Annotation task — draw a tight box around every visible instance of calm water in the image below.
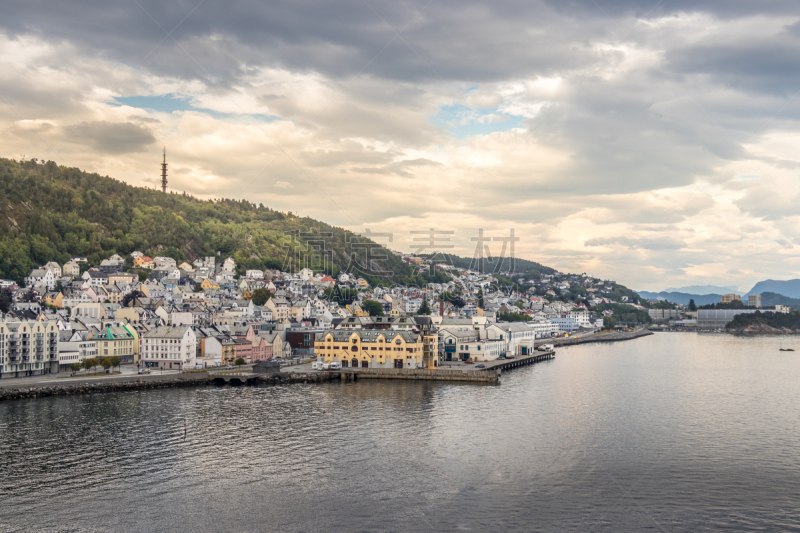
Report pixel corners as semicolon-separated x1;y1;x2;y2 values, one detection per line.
2;333;800;532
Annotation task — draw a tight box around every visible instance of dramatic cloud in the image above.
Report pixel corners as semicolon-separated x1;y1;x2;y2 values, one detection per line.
2;0;800;290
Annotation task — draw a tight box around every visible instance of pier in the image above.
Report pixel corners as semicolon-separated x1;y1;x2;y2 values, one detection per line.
483;350;555;371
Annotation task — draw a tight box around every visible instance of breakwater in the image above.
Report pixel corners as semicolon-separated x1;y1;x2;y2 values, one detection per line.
546;328;653;347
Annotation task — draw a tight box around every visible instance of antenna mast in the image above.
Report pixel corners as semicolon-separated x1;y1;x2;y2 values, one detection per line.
161;147;168;193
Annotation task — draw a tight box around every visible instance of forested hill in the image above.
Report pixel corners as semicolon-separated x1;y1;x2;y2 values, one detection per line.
425;253;557;277
0;157;420;285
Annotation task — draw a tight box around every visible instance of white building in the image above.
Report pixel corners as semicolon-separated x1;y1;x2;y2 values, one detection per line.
43;261;62;278
487;323;535;356
458;339;505;362
25;268;56;290
142;326;197;370
550;317;580;333
528;320;560;338
154;256;177;269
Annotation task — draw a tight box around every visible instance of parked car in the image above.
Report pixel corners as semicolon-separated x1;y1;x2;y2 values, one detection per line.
464;360;474;364
225;365;235;370
138;367;151;374
476;364;486;368
329;361;342;370
311;361;323;370
322;362;330;370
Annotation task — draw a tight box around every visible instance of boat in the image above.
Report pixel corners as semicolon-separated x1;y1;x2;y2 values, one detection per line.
780;348;795;352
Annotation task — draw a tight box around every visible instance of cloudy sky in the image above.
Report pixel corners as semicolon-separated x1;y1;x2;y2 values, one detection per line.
3;0;800;290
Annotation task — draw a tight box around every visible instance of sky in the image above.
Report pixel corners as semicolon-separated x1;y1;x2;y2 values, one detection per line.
2;0;800;291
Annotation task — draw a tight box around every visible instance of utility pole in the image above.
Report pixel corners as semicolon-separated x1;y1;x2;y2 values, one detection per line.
161;147;168;193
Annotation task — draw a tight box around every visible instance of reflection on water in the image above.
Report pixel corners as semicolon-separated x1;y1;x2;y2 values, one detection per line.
1;333;800;532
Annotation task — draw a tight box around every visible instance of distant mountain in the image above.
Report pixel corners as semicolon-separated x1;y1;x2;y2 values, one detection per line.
745;279;800;299
637;291;721;306
758;292;800;309
664;285;742;295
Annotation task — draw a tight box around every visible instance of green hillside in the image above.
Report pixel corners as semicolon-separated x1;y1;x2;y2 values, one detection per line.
0;158;419;286
425;253;557;276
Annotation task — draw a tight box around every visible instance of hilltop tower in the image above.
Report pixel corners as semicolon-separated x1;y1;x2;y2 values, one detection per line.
160;147;168;193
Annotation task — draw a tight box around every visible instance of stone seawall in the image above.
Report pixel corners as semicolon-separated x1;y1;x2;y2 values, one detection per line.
356;367;500;383
0;372;341;402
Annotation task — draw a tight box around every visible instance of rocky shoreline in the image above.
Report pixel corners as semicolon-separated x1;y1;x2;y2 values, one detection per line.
0;372;338;402
726;324;800;336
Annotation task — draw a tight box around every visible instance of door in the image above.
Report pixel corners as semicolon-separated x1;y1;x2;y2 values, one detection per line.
361;360;369;368
394;359;403;369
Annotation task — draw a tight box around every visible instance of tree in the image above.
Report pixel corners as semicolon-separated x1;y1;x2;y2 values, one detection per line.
418;299;432;316
603;316;617;330
91;358;100;373
138;270;149;282
55;280;63;293
688;299;697;311
234;357;246;366
122;290;145;307
82;358;94;375
0;290;10;314
361;299;383;316
101;358;112;372
109;356;121;372
251;288;273;306
69;362;81;375
477;288;484;309
19;289;39;303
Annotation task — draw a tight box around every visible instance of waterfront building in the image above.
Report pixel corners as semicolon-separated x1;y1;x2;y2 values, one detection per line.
57;330;96;371
455;339;505;362
697;309;757;328
748;294;762;308
440;329;479;361
89;324;138;364
0;319;59;379
487;323;536;355
142;326;197;370
314;330;424;369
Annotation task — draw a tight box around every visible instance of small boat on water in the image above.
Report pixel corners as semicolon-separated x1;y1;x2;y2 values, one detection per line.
780;348;795;351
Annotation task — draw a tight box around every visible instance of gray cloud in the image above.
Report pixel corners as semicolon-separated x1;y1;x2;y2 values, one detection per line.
64;121;156;153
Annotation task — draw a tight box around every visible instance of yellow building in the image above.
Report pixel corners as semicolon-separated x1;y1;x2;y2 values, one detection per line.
43;292;63;309
200;278;220;290
346;304;369;317
89;324;139;364
134;256;154;269
314;330;424;369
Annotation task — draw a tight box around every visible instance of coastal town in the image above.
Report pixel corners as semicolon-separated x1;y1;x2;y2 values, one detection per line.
0;250;610;379
0;251;791;380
